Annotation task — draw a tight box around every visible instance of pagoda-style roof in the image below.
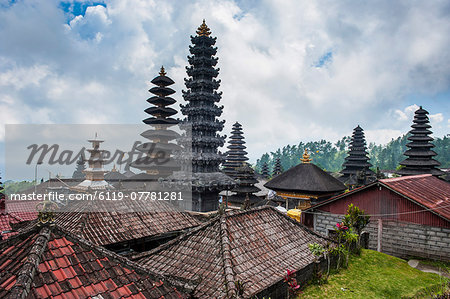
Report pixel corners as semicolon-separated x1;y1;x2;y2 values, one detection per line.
0;223;190;298
132;66;180;177
231;163;261;196
260;162;270;179
223;122;250;179
141;129;180;140
179;20;228;177
397;106;444;176
170;21;234;212
265;163;346;194
147;96;177;106
226;193;263;207
272;157;283;177
132;206;332;298
151;75;175;86
340;125;374;180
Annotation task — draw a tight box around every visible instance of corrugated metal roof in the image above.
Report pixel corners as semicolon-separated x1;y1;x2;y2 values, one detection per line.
306;174;450;222
380;174;450;221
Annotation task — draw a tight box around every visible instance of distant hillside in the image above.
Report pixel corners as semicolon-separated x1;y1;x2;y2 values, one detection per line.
255;135;450;174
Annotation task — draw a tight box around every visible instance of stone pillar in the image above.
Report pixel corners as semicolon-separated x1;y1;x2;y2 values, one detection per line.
377;219;383;252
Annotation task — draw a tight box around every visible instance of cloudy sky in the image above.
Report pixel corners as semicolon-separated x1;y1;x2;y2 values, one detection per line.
1;0;449;176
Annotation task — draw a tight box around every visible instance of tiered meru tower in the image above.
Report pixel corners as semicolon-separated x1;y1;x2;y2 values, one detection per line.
231;163;261;208
397;106;444;176
178;20;234;212
223;122;248;178
130;67;180;178
340;125;374;184
272;157;283;177
261;163;270;179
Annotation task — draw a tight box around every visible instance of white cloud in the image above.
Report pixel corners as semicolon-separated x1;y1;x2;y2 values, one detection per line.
0;63;50;90
429;113;444;123
393;104;419;121
0;0;449;164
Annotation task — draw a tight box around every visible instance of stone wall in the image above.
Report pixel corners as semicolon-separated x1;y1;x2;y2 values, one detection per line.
255;257;334;298
314;212;450;262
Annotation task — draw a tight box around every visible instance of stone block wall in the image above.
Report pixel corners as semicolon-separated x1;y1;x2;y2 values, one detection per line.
255;257;334;298
314;212;450;262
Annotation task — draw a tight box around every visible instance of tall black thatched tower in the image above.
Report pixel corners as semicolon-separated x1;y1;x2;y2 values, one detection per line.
261;162;270;179
340;125;374;185
397;106;444;176
272;157;283;177
130;67;180;178
176;20;234;211
223;122;248;178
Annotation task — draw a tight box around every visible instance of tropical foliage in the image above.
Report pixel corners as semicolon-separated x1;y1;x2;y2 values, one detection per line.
254;135;450;174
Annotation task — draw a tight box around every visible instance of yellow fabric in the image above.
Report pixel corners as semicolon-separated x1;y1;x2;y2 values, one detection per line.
287;209;301;222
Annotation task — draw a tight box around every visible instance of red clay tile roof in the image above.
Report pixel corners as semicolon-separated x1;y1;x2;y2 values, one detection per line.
133;206;332;298
0;213;23;240
6;200;38;222
380;174;450;221
0;200;38;240
54;200;201;246
0;223;191;298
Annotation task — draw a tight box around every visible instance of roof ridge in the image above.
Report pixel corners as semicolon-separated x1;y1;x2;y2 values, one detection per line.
303;182;377;211
224;205;271;219
8;225;51;299
219;214;236;298
381;174;432;182
52;224;198;294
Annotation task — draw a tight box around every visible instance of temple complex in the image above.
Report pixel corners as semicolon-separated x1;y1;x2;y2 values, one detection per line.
167;21;234;212
340;125;375;186
130;67;180;179
265;150;346;209
397;106;445;176
222;122;248;178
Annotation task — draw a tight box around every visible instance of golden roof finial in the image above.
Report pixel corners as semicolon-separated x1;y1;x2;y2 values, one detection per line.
196;19;211;37
36;200;58;225
300;149;312;163
159;66;166;76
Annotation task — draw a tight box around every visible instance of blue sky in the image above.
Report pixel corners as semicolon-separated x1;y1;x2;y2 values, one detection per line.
0;0;449;179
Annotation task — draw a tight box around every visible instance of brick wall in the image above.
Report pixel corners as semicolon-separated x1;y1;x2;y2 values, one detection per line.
314;212;450;262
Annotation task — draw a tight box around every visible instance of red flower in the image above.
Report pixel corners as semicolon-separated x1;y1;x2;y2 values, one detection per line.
336;222;348;231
